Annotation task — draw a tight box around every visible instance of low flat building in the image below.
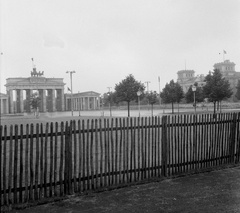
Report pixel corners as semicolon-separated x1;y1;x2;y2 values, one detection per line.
65;91;100;111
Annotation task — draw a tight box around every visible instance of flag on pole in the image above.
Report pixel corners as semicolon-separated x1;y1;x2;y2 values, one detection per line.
223;50;227;54
158;76;160;82
67;87;71;92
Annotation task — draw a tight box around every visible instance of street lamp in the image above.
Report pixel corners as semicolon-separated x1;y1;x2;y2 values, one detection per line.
66;70;76;116
137;90;142;117
192;85;196;115
107;92;112;117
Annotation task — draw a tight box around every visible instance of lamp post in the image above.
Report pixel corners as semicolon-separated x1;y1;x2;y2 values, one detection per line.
107;87;112;117
192;85;196;115
101;95;104;117
137;90;142;117
107;92;112;117
145;81;150;110
66;70;76;116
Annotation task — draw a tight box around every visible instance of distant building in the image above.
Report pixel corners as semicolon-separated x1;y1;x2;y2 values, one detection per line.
2;64;101;114
177;60;240;101
65;91;101;111
213;60;240;96
177;70;205;93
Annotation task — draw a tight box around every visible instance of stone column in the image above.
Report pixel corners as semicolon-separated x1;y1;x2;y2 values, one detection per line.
47;89;51;112
19;89;24;113
61;89;65;111
88;97;90;110
73;98;75;111
6;98;9;114
97;97;99;109
52;89;56;112
8;89;14;114
93;97;96;110
75;98;77;110
83;97;85;110
40;89;47;112
26;89;33;112
16;89;20;113
0;99;2;114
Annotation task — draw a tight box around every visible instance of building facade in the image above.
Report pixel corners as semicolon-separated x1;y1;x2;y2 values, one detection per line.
177;60;239;100
0;93;9;114
5;69;65;113
177;70;205;93
213;60;240;96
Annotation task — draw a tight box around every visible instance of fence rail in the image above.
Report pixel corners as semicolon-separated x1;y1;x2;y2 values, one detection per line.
1;112;240;206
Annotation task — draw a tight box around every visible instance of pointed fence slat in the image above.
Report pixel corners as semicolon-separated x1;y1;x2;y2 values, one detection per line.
77;120;82;192
34;124;39;200
39;124;44;199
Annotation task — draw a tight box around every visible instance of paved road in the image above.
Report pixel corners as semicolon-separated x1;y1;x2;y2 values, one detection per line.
8;166;240;213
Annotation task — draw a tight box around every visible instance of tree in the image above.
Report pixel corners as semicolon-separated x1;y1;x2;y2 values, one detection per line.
145;91;158;116
185;83;204;103
115;74;145;117
203;69;232;115
28;92;41;117
235;80;240;100
160;80;184;114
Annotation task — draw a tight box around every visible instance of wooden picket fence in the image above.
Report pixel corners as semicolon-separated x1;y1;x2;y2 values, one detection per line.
1;112;240;206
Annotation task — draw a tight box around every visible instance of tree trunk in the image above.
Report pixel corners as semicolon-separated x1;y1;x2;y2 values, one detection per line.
127;101;130;117
213;101;216;118
171;102;174;114
151;104;153;117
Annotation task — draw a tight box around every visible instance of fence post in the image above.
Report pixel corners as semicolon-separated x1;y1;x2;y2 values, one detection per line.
230;113;237;164
161;116;168;177
64;122;73;195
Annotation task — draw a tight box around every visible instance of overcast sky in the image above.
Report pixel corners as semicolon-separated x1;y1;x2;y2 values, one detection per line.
1;0;240;95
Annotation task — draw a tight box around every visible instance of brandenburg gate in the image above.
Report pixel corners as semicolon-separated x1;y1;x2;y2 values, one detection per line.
5;68;65;113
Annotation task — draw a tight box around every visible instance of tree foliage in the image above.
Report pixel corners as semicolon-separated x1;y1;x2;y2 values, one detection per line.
203;69;232;114
235;80;240;100
185;83;204;103
102;92;116;106
203;69;232;102
145;91;158;105
160;80;184;114
145;91;158;116
29;92;41;110
115;74;145;117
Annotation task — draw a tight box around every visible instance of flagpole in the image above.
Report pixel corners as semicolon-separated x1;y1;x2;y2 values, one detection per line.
158;76;161;112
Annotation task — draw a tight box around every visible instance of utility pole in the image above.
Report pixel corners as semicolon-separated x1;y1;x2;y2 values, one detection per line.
66;71;76;116
107;87;112;116
107;87;112;93
145;81;150;110
158;76;161;112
